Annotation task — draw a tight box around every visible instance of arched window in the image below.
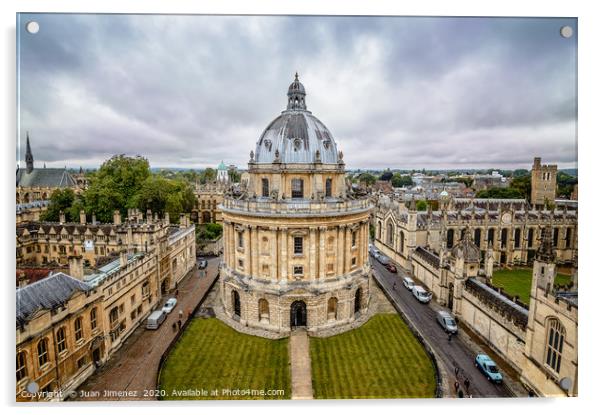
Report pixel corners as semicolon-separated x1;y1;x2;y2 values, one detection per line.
399;231;405;253
501;228;508;248
514;228;521;248
232;291;241;317
262;178;270;197
57;327;67;353
377;222;382;241
354;289;362;314
545;319;565;373
37;338;49;367
446;229;454;249
325;178;333;197
487;228;495;246
259;299;270;323
327;297;338;321
90;308;98;331
16;351;27;382
474;228;482;248
291;179;304;198
527;228;534;248
387;222;394;246
74;317;83;341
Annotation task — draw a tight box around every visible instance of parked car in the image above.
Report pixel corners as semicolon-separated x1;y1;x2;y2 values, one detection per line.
436;310;458;334
384;263;397;273
412;286;432;303
198;259;208;269
377;254;390;265
402;277;415;290
162;298;178;314
146;310;167;330
475;353;503;383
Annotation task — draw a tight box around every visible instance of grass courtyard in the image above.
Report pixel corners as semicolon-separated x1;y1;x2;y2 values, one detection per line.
492;268;572;304
310;314;437;399
159;318;291;400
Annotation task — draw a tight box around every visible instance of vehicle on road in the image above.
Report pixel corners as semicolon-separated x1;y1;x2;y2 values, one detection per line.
412;285;432;303
402;277;415;290
146;310;167;330
436;310;458;334
198;259;208;269
162;298;178;314
377;254;390;265
385;263;397;273
475;354;503;383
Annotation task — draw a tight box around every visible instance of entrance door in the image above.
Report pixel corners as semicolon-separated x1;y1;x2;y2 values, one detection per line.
290;301;307;328
92;347;101;367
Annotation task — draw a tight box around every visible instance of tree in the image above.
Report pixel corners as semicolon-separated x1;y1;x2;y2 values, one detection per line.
40;188;76;222
83;155;151;223
135;176;196;222
391;173;413;188
476;187;524;199
200;168;216;184
380;169;393;181
509;175;531;200
557;171;578;199
416;200;428;211
357;172;376;186
198;223;223;241
228;170;241;183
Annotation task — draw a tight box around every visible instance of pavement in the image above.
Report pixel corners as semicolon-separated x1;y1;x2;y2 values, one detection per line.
289;329;314;400
74;257;220;401
371;258;527;398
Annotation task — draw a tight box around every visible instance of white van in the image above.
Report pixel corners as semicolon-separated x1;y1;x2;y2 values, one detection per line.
412;286;433;303
146;310;166;330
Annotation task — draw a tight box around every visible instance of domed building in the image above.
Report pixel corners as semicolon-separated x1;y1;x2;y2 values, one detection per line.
218;74;373;336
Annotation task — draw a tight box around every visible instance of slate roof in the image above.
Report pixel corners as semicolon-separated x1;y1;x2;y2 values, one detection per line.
16;272;92;327
16;167;77;188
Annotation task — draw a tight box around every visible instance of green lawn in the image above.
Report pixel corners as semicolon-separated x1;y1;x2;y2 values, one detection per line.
492;268;573;304
310;314;437;399
159;318;290;400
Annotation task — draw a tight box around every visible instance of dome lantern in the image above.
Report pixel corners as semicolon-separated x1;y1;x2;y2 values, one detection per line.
287;72;307;111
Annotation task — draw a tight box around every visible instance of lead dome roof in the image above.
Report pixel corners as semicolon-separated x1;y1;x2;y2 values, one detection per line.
254;74;340;165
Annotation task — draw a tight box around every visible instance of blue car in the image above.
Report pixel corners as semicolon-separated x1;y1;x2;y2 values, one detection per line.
475;354;503;383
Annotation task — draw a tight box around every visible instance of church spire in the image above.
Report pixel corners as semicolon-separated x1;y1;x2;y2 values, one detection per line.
287;72;307;111
25;132;34;174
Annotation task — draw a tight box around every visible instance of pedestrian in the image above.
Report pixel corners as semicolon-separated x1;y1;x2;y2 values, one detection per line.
393;282;397;290
187;308;192;318
175;289;179;297
179;309;184;319
172;322;177;332
464;378;470;393
177;320;182;330
454;366;460;377
448;333;452;342
453;381;459;392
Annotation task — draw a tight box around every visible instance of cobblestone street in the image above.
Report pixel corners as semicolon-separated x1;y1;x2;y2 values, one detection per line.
74;257;220;401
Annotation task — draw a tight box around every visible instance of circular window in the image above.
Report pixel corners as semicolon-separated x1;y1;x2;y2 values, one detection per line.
293;138;302;151
264;139;272;151
323;140;331;150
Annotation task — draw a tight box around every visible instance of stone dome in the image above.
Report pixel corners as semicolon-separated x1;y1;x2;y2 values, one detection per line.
254;74;340;165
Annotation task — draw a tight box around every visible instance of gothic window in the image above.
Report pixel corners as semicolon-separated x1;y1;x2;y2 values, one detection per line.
57;327;67;353
325;178;332;197
37;338;49;367
528;228;534;248
294;236;303;255
399;231;405;253
354;289;362;314
109;307;119;325
258;299;270;323
291;179;304;198
387;222;394;246
90;308;98;330
446;229;454;249
545;319;565;373
514;228;521;249
461;228;466;240
553;228;559;247
327;297;338;321
262;178;269;197
232;291;241;317
474;228;481;248
501;228;508;248
16;351;27;382
565;228;572;248
487;228;495;246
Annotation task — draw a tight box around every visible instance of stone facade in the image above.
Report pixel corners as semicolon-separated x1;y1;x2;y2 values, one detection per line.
218;75;373;336
531;157;557;209
194;182;224;224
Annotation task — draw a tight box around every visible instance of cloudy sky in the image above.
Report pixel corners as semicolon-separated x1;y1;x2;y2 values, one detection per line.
17;14;577;170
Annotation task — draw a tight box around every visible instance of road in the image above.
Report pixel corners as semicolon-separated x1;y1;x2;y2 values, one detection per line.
75;257;220;401
371;258;513;398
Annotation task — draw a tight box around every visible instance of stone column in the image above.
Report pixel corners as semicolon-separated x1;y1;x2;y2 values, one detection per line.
280;227;288;282
244;225;251;275
309;227;317;280
270;227;279;281
251;225;259;278
318;226;326;279
337;225;345;275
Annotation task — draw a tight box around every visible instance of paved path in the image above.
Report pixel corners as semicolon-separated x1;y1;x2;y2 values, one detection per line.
75;257;220;401
371;258;525;398
289;329;313;400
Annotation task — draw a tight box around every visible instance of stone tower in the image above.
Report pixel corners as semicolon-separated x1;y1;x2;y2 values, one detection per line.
531;157;557;209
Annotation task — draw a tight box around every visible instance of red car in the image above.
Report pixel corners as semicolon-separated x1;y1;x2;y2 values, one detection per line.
385;263;397;273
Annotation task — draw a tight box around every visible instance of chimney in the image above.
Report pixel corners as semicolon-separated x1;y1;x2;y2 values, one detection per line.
59;210;66;224
119;249;128;268
92;213;97;225
79;210;86;225
113;210;121;225
68;255;84;280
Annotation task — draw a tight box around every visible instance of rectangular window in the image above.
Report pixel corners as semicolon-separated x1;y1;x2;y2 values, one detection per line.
293;266;303;276
90;308;97;330
57;329;66;353
351;257;357;267
291;179;304;198
352;231;357;247
262;178;270;197
130;294;136;305
238;259;244;269
74;318;83;341
294;237;303;255
325;178;332;197
327;263;334;273
238;231;244;249
77;356;87;369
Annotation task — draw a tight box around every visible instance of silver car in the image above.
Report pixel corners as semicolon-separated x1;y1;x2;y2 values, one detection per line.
436;310;458;334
